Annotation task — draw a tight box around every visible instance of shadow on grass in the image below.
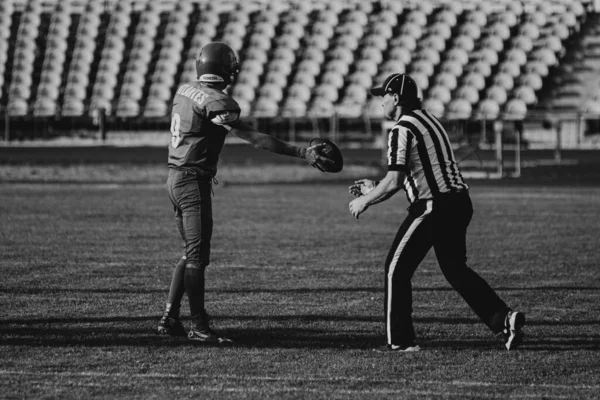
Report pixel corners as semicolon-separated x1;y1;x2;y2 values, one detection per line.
1;315;600;350
2;285;598;295
3;314;600;326
1;325;599;351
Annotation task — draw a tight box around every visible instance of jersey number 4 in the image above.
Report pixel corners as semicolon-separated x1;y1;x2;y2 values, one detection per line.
170;113;183;148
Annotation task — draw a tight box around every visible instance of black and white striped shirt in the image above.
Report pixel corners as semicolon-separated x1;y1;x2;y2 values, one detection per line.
387;109;468;203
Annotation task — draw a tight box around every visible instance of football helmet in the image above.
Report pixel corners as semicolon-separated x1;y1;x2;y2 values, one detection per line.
196;42;240;85
370;73;419;106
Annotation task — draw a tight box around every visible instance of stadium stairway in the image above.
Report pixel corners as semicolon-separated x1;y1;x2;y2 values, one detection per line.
544;12;600;114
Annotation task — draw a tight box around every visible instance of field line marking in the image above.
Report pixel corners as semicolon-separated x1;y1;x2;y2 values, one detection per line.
0;370;598;392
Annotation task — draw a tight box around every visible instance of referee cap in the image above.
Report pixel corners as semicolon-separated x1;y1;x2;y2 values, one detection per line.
370;73;419;103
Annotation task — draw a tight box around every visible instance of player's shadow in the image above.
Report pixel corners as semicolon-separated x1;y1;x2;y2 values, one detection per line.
2;315;600;351
2;285;598;296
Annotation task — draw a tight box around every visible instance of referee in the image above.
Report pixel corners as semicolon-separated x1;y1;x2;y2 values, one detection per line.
349;73;525;352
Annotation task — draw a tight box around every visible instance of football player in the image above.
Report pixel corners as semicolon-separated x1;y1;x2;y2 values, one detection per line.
157;42;333;343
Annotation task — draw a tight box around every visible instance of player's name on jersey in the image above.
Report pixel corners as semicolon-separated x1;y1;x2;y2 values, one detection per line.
177;84;209;105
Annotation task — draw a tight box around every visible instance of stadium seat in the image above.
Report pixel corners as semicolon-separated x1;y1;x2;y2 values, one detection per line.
148;84;172;101
428;85;452;104
281;98;307;117
524;61;549;78
267;59;293;76
116;98;140;117
519;73;543;91
292;72;316;88
360;47;383;65
477;98;501;119
62;100;86;117
410;72;429;92
264;71;288;88
33;98;57;117
440;60;463;77
366;97;384;118
459;23;482;40
519;22;540;41
313;84;340;103
287;84;312;103
511;34;534;52
446;98;472;119
355;59;379;77
401;23;424;40
465;10;487;27
456;84;480;105
466;61;492;78
388;46;413;65
493;72;515;91
411;60;435;77
435;10;458;28
252;97;279;117
422;98;445;118
344;83;368;104
505;48;528;66
259;83;284;102
513;85;538;105
446;48;469;66
462;72;486;91
321;72;345;89
416;48;441;66
406;10;428;27
486;85;508;105
248;33;271;52
454;35;475;52
420;35;447;54
504;98;528;120
488;22;511;41
480;36;504;54
435;72;458;91
309;97;335;117
7;98;29;117
532;48;558;67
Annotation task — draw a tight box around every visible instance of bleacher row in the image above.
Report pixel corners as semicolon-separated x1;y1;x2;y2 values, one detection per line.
0;0;593;121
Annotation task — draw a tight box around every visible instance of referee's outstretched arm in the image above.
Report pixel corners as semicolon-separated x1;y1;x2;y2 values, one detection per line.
349;170;404;219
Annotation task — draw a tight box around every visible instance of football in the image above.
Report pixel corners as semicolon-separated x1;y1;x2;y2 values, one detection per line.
309;138;344;173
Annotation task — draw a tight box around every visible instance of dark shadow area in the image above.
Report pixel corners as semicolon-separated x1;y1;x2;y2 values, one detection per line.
3;314;599;327
1;313;599;351
2;285;598;295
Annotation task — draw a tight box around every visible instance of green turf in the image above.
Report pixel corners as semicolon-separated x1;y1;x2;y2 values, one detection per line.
1;183;599;399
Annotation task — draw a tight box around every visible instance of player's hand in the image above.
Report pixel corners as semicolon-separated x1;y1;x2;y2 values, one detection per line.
303;143;335;171
349;179;377;197
349;197;369;219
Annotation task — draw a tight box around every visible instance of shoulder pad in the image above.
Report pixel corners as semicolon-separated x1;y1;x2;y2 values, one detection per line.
203;89;241;119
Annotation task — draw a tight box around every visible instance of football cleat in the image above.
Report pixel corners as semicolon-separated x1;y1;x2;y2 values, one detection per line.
188;327;233;344
503;311;525;350
374;343;420;353
157;315;187;337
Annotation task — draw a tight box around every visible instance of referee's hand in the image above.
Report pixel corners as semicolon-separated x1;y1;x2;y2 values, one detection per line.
349;197;369;219
348;179;376;197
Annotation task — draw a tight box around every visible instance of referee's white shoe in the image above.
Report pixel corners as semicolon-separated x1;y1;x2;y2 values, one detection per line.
374;343;420;353
503;311;525;350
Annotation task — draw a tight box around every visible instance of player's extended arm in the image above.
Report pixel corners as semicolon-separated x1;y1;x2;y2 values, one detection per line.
226;120;332;168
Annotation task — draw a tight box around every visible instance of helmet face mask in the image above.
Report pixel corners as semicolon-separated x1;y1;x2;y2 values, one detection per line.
196;42;240;85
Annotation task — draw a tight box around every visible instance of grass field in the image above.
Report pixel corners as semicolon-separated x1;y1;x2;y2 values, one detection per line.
1;181;599;399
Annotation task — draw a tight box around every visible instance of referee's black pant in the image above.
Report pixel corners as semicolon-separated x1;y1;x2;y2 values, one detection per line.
384;191;510;346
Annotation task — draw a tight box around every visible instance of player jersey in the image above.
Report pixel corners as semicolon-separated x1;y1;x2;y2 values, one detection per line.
168;81;241;177
387;109;468;203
